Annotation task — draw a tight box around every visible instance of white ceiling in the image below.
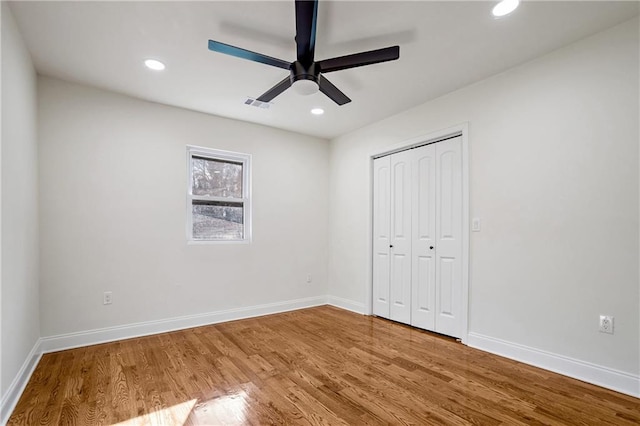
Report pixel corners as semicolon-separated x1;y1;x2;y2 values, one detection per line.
9;1;639;139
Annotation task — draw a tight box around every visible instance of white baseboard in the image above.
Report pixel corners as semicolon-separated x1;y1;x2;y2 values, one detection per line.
39;295;328;354
467;332;640;398
1;340;42;425
327;295;366;314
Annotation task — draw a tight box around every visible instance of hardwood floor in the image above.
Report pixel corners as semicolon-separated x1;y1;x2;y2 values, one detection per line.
8;306;640;425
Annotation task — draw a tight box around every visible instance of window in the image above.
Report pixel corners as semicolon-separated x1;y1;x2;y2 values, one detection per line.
187;146;251;242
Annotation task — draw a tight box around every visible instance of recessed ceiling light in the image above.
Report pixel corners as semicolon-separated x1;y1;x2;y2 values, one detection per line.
144;59;165;71
492;0;520;17
311;108;324;115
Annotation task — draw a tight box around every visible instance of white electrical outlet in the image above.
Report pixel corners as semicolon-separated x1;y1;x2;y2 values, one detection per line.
103;291;113;305
599;315;614;334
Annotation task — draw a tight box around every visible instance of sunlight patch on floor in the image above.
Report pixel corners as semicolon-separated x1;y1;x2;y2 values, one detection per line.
110;391;250;426
190;391;249;425
112;399;197;426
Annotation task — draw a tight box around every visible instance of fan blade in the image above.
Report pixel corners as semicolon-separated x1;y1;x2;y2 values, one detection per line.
208;40;291;70
318;75;351;105
318;46;399;73
256;76;292;102
295;0;318;66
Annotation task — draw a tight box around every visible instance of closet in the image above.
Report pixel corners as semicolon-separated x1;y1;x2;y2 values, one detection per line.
372;136;463;338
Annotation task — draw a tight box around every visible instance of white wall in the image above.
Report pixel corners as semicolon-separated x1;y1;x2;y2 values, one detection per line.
1;0;40;404
38;77;329;337
329;17;639;379
4;5;638;410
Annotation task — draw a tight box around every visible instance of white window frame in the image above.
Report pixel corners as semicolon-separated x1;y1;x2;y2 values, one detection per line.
186;145;252;244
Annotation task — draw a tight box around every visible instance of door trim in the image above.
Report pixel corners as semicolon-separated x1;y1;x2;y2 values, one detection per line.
367;123;470;344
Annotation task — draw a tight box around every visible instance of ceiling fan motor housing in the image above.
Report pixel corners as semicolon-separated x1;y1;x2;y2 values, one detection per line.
290;61;320;84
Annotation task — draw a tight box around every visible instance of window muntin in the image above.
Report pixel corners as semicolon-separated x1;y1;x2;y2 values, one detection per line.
187;147;251;242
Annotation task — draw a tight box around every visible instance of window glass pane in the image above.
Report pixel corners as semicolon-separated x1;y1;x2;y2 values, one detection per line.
192;201;244;240
192;156;243;198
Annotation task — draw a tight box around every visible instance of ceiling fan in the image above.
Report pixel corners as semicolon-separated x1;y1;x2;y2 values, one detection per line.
207;0;400;106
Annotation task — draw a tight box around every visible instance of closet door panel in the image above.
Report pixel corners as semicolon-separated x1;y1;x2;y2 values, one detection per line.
411;144;436;329
434;137;463;338
389;150;412;324
372;156;391;318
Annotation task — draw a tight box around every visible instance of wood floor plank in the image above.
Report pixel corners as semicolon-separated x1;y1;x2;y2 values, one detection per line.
8;306;640;425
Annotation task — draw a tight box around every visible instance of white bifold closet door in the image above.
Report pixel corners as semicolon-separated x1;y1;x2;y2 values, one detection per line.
372;150;412;323
411;137;463;337
372;136;463;338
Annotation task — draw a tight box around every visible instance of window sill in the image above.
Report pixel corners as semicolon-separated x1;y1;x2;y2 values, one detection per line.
187;239;251;245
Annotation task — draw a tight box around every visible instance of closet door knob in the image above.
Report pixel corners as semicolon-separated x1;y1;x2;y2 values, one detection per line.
430;246;434;250
389;244;394;248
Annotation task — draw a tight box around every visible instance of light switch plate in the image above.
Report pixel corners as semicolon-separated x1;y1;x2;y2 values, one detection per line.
472;218;481;232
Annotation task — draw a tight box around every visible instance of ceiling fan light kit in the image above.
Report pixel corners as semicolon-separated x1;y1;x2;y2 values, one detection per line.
292;79;319;96
207;0;400;106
